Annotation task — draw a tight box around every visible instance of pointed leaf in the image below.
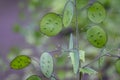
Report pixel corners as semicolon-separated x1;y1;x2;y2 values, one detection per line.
79;50;85;62
40;52;53;78
69;33;73;50
80;67;97;75
70;50;79;74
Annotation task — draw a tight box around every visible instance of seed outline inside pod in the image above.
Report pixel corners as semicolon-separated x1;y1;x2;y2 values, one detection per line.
87;26;107;48
10;55;31;70
88;2;106;23
40;13;62;36
40;52;53;78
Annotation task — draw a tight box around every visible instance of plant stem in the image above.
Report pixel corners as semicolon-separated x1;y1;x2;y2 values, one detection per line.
105;54;120;58
74;0;81;80
82;50;109;68
80;48;120;69
82;49;105;68
74;0;79;49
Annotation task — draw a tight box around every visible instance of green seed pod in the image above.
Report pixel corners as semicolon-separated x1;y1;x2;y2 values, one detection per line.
115;59;120;74
88;2;106;23
26;75;41;80
10;55;31;70
87;26;107;48
63;0;74;27
40;13;62;36
40;52;53;78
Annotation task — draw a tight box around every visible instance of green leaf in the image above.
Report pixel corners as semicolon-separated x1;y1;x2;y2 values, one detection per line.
69;33;73;50
26;75;41;80
40;52;53;78
69;50;79;74
40;13;62;36
115;59;120;74
88;2;106;23
63;0;74;27
10;55;31;70
87;26;107;48
79;50;85;62
80;67;97;75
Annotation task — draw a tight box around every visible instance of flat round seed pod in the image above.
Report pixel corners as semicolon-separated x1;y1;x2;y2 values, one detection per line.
40;52;53;78
88;2;106;23
63;0;74;27
26;75;41;80
40;13;62;36
10;55;31;70
115;59;120;74
87;26;107;48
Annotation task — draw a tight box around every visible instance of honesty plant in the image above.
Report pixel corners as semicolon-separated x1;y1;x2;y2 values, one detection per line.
10;0;120;80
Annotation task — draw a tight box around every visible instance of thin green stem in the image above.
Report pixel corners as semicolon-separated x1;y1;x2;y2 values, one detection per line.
74;0;79;49
105;54;120;58
82;50;105;68
74;0;81;80
98;57;103;80
82;49;113;68
80;48;120;73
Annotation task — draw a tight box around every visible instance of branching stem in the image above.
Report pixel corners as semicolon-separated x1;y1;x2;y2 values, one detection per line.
82;49;120;68
74;0;81;80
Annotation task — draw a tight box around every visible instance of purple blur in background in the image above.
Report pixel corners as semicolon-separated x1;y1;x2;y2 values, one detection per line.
0;0;26;79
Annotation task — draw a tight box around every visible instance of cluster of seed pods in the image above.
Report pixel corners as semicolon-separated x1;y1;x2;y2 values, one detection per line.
9;1;109;80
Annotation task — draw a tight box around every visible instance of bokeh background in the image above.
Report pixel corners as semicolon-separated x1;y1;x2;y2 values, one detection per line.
0;0;120;80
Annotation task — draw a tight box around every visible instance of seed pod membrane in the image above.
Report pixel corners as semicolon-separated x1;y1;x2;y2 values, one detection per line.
63;0;74;27
40;52;53;78
40;13;62;36
88;2;106;23
10;55;31;70
87;26;107;48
